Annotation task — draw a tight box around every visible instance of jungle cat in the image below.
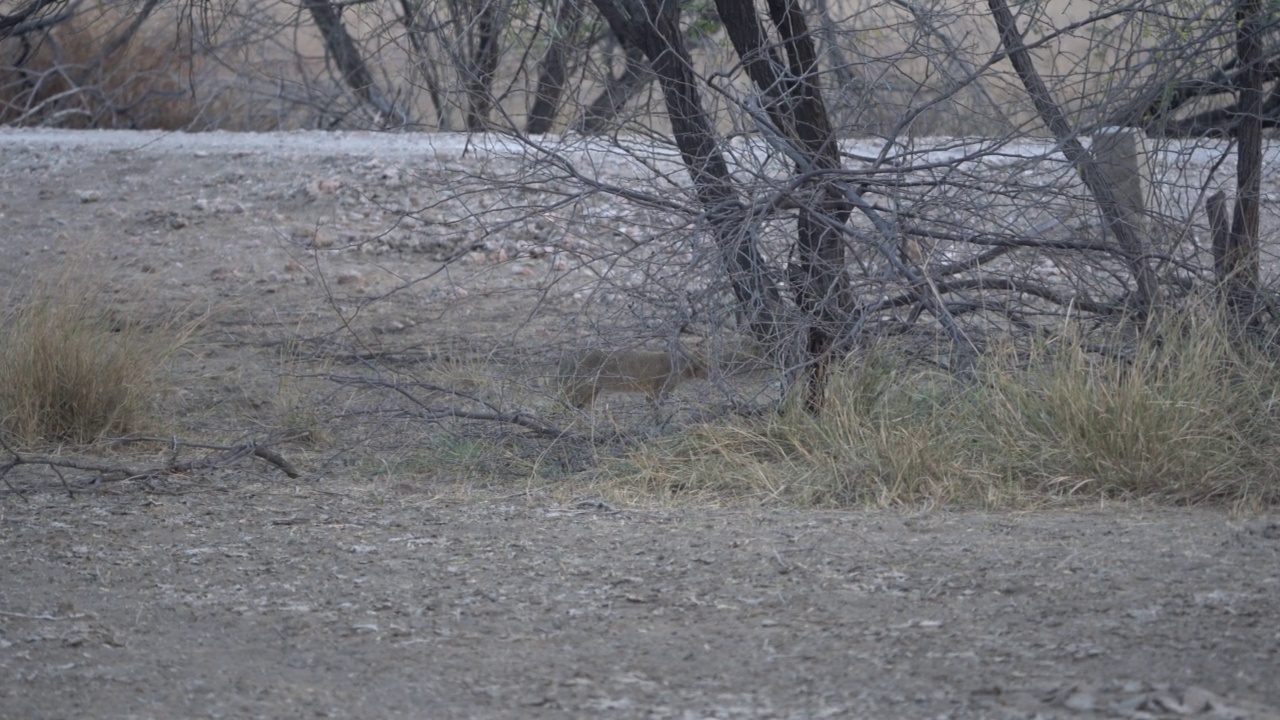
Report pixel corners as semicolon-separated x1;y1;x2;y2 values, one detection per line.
558;349;708;408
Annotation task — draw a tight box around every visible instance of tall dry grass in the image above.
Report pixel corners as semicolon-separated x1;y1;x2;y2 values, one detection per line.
0;272;193;446
600;305;1280;509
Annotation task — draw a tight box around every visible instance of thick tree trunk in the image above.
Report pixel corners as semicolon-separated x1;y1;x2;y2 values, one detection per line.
1230;0;1262;292
588;0;785;347
527;0;584;134
715;0;852;412
303;0;404;126
464;0;504;131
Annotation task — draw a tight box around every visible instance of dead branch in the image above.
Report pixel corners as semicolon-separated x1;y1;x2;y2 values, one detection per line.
988;0;1161;314
327;375;568;438
0;433;304;498
877;275;1125;316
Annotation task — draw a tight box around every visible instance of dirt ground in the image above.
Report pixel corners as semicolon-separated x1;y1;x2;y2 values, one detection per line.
0;129;1278;719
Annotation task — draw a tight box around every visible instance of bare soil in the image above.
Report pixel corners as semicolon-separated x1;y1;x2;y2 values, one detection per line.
0;129;1278;719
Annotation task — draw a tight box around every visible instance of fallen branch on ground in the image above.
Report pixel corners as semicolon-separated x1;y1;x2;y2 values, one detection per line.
0;432;304;498
326;374;568;438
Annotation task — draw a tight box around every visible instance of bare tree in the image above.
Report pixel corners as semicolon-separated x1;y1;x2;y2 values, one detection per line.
462;0;506;131
4;0;1278;416
398;0;451;128
572;38;651;133
588;0;786;342
527;0;585;134
303;0;406;126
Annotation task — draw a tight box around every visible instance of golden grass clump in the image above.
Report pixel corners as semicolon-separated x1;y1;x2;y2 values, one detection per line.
600;306;1280;510
974;310;1280;505
0;282;177;446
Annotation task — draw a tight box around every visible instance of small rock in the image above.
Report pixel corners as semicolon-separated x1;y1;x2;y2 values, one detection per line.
291;226;334;249
284;261;304;273
1151;693;1189;714
1063;690;1096;712
168;215;189;230
310;177;343;195
77;190;101;203
335;269;364;286
372;320;407;334
1181;686;1216;713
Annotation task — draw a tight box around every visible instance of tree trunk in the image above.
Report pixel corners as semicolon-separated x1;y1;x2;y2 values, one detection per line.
574;41;652;134
398;0;450;129
527;0;584;134
716;0;852;413
588;0;785;347
988;0;1160;315
1230;0;1262;292
464;0;504;131
303;0;405;126
812;0;859;97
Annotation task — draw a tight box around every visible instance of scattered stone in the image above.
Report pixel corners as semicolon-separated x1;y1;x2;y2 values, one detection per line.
208;169;245;185
77;190;102;203
335;269;364;286
290;226;334;248
310;177;343;195
372;319;415;334
1063;689;1096;711
1182;686;1216;713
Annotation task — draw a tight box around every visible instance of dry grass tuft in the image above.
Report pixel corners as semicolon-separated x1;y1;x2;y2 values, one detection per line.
597;306;1280;509
0;273;193;446
974;308;1280;506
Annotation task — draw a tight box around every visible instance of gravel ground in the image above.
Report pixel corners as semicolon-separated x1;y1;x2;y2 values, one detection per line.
0;128;1277;719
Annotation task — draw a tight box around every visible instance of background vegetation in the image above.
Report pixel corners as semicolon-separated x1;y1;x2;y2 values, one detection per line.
2;0;1278;508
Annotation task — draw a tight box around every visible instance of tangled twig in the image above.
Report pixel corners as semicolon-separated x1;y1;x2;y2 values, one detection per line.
0;433;304;498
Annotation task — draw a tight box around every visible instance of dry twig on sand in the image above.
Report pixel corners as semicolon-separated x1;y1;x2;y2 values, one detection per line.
0;433;304;498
